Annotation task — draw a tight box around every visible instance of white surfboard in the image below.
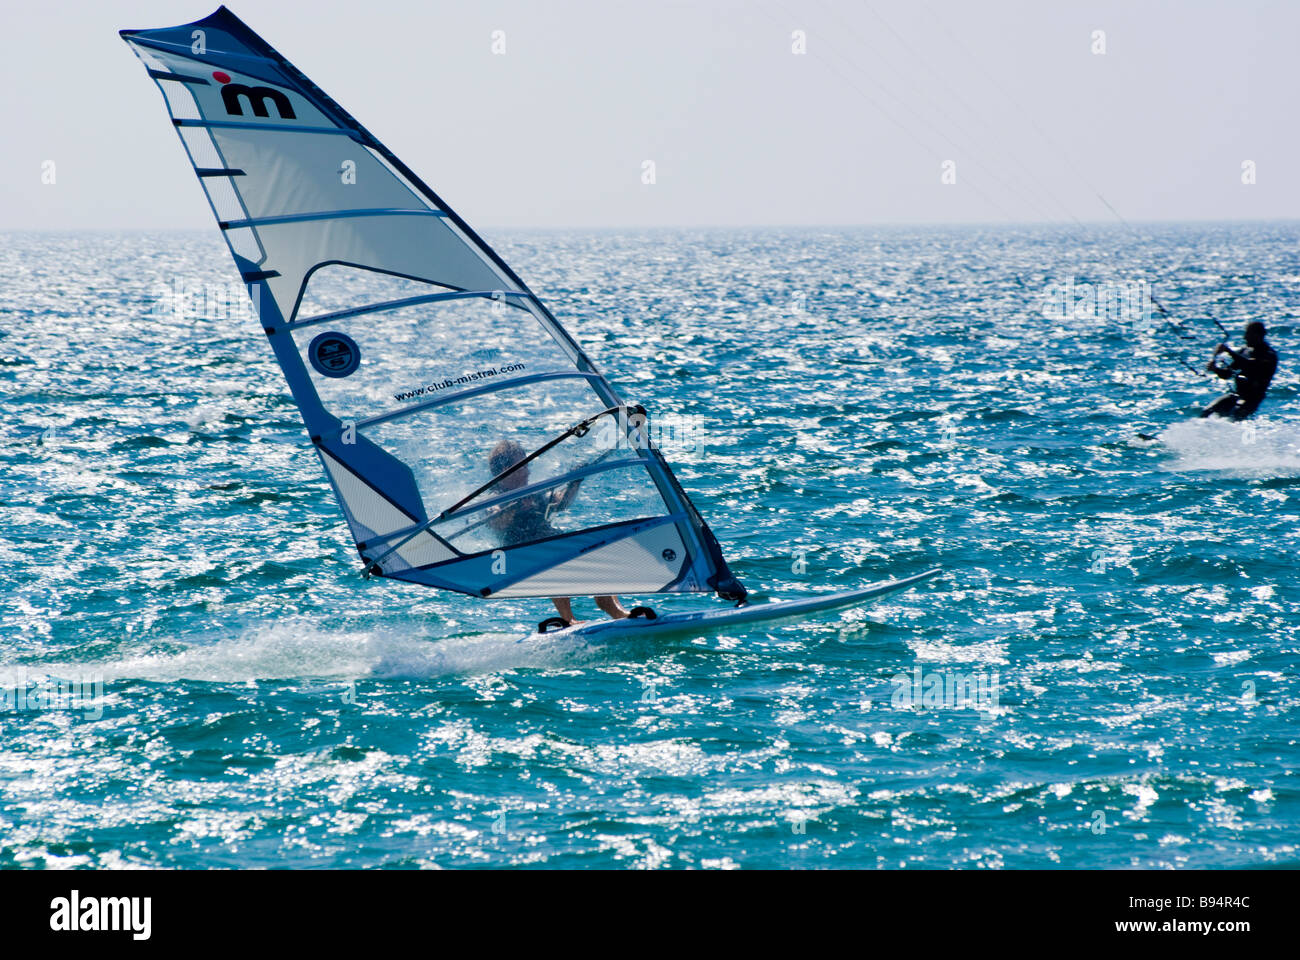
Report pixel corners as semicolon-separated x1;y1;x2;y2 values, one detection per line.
518;568;942;643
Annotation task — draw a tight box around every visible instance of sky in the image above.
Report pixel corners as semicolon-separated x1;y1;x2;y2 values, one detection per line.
1;0;1295;229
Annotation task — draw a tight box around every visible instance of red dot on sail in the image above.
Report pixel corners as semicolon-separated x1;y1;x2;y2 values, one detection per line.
212;71;231;84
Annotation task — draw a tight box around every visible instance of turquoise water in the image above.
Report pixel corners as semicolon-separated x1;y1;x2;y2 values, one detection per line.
1;224;1297;869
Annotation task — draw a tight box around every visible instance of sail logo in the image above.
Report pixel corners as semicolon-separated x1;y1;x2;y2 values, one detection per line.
392;363;526;401
212;70;296;120
309;332;361;378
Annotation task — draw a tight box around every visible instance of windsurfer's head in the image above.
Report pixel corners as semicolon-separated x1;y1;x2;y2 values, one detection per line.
1245;320;1267;347
488;439;529;490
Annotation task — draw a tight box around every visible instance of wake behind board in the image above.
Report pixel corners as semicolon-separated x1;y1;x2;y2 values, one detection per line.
519;568;943;643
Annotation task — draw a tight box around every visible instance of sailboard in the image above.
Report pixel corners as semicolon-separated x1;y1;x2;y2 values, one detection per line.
518;569;943;643
119;7;937;619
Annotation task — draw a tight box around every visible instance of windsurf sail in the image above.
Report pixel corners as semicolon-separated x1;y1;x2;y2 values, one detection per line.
120;6;747;602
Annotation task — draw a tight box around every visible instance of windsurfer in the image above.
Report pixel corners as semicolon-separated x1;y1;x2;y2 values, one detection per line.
486;439;628;624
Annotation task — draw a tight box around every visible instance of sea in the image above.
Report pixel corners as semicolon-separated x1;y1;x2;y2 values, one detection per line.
1;222;1297;869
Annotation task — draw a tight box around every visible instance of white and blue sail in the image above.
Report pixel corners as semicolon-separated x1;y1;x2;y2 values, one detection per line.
121;6;747;602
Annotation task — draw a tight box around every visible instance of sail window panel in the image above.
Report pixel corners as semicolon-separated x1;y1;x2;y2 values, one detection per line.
209;128;429;222
290;292;580;423
430;463;668;559
294;265;462;321
294;266;415;320
454;412;649;515
361;378;630;514
241;215;511;323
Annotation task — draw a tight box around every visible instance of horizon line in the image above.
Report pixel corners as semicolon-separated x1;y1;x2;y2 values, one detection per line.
5;216;1300;234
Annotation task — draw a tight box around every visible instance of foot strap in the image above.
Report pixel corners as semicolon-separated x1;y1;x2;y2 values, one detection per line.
627;606;657;620
537;616;571;634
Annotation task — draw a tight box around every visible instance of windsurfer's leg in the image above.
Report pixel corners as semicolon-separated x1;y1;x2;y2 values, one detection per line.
594;595;629;619
551;597;576;624
1200;395;1239;419
1231;399;1261;421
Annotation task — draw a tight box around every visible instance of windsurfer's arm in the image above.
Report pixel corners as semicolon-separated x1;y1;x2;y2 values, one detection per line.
1206;342;1235;376
485;502;511;532
546;447;619;516
549;478;584;512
